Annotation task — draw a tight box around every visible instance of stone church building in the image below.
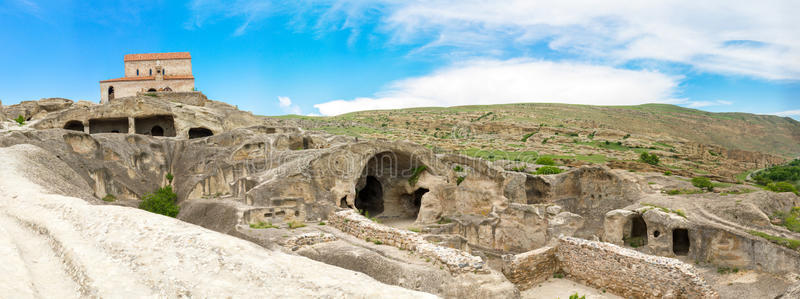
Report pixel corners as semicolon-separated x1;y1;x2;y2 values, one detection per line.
99;52;195;103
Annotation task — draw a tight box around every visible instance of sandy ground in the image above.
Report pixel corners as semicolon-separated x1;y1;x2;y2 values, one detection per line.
521;278;622;299
0;143;434;298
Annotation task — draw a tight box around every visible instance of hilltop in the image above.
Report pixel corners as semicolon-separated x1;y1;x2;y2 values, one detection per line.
276;103;800;180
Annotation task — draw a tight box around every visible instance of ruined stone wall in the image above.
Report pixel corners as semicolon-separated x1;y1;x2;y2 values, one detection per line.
328;210;487;274
100;79;194;103
500;246;558;290
556;237;718;298
124;59;192;77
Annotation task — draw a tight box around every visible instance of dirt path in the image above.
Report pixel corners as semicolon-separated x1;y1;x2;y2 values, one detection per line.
521;278;622;299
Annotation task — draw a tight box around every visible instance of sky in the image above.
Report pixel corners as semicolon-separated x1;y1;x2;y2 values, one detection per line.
0;0;798;119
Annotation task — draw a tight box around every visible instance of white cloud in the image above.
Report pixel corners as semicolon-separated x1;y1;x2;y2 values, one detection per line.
277;96;302;114
278;96;292;107
191;0;800;80
314;59;681;115
685;99;733;108
772;110;800;117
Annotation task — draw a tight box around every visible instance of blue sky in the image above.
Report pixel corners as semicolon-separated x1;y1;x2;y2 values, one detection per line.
0;0;798;118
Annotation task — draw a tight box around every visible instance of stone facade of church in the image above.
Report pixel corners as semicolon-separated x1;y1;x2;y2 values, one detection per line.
99;52;195;104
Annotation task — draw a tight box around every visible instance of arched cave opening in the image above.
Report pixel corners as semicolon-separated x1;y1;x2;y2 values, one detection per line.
625;214;648;247
151;125;164;136
147;88;157;92
189;127;214;139
64;121;84;132
355;176;383;217
354;151;428;226
134;115;176;137
673;228;690;255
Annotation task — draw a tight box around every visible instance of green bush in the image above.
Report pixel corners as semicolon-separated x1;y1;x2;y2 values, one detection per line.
639;152;660;165
139;186;180;217
775;207;800;233
14;115;25;126
453;165;464;172
569;292;586;299
408;165;427;186
664;170;672;176
102;194;116;202
166;172;174;184
535;166;562;175
691;177;714;191
767;182;799;194
456;176;466;185
521;132;536;142
535;157;555;166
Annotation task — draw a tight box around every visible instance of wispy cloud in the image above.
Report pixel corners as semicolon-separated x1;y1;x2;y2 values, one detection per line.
685;99;734;108
314;59;681;115
186;0;800;80
277;96;302;114
772;110;800;117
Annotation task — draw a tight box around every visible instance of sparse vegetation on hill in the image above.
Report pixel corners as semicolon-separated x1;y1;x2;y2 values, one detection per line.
535;166;562;175
14;115;25;126
753;159;800;194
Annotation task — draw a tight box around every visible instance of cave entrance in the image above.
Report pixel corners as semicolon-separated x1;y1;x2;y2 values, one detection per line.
134;115;176;137
625;214;648;248
355;176;383;217
150;125;164;136
89;118;128;134
673;229;690;255
525;176;551;204
189;127;213;139
64;120;84;132
354;151;428;227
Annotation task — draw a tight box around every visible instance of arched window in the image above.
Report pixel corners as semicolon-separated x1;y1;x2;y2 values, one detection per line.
136;69;139;76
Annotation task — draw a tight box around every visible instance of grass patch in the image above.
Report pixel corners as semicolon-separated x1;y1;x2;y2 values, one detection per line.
102;194;116;202
250;221;279;229
773;207;800;233
535;166;563;175
717;266;739;274
408;227;421;233
287;221;306;229
643;203;687;218
748;230;800;250
437;217;452;224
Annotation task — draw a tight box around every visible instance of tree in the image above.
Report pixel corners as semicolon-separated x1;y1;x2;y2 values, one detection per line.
639;152;660;165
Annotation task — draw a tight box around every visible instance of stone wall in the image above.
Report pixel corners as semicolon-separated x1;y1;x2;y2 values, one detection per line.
501;246;558;290
100;78;194;103
328;210;487;274
125;59;192;77
556;237;718;298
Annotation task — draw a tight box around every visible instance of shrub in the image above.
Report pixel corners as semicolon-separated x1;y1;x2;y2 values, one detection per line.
456;176;466;185
165;172;174;184
535;166;562;175
623;133;630;139
14;115;25;126
408;165;427;186
774;207;800;233
691;177;714;191
767;182;798;194
102;194;116;202
521;132;536;142
664;170;672;176
535;157;556;166
139;186;180;217
453;165;464;172
639;152;660;165
569;293;586;299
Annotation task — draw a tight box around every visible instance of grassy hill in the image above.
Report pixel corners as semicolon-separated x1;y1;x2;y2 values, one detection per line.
272;103;800;178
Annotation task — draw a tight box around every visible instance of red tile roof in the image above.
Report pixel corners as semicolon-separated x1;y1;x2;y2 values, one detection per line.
124;52;191;62
99;75;195;83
